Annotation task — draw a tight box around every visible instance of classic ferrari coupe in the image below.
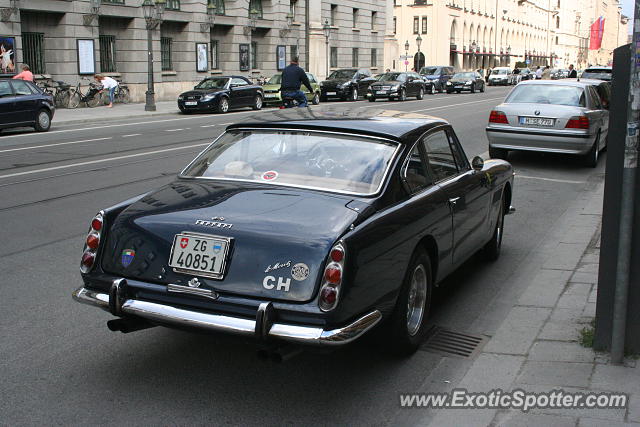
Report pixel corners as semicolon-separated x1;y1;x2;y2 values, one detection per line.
74;109;514;354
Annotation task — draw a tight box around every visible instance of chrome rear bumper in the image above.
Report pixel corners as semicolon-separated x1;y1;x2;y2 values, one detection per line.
73;286;382;346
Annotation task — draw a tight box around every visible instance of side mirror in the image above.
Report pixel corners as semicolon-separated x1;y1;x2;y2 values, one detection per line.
471;156;484;171
194;86;198;89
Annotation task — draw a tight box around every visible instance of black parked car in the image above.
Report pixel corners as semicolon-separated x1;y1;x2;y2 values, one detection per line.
366;72;431;101
178;76;263;114
74;109;515;355
446;72;485;93
319;68;376;102
419;66;454;93
0;78;55;132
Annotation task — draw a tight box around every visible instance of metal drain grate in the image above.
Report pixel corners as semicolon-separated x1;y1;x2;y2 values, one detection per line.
421;326;486;358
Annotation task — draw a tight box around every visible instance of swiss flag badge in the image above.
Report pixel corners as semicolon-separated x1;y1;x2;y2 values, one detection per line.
180;237;189;249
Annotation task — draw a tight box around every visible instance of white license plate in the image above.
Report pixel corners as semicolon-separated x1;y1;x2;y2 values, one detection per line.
185;101;198;106
265;94;278;98
520;117;554;127
375;90;387;94
169;233;231;279
326;92;337;96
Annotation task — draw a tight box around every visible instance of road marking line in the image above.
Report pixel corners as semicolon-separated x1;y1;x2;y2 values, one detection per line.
122;133;141;138
0;143;209;180
200;124;217;128
165;128;183;132
516;175;585;184
0;137;112;154
413;97;504;113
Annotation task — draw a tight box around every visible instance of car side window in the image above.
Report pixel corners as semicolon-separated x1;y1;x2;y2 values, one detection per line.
231;78;248;86
11;80;34;96
402;143;431;194
0;80;12;97
446;129;470;172
422;130;459;182
588;86;602;109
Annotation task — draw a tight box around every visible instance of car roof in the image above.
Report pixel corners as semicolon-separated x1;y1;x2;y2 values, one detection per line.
584;67;612;71
564;78;609;85
515;79;593;88
226;109;447;142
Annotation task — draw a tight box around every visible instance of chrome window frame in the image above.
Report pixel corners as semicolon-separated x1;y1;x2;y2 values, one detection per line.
179;127;401;198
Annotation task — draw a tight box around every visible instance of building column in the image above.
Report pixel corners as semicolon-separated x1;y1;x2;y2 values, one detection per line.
384;0;397;72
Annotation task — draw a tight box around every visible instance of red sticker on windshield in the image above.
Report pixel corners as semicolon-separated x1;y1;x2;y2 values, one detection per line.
262;170;278;181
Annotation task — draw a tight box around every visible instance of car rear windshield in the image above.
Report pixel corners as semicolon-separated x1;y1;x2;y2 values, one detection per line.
181;130;398;196
582;69;612;80
195;78;229;89
506;84;586;107
420;67;438;75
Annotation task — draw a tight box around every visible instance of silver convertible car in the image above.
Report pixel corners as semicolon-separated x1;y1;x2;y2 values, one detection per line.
486;80;609;167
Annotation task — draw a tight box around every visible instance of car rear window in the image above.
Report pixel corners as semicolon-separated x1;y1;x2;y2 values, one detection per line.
181;130;398;196
506;84;586;107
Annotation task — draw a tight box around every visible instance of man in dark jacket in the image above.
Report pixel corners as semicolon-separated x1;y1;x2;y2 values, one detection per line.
568;64;578;78
280;56;314;107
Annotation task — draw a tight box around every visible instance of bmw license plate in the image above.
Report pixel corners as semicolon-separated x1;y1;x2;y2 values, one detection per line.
185;101;198;106
169;233;231;279
326;92;337;96
520;117;554;127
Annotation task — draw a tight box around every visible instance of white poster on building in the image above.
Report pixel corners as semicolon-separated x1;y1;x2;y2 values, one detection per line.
77;39;95;75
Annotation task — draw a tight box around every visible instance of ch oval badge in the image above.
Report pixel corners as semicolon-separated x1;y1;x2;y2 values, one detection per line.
291;263;310;281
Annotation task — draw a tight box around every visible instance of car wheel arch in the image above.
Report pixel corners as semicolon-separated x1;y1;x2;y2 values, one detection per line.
416;235;439;286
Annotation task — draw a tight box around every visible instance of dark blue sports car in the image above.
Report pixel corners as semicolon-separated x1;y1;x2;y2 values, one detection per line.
74;109;515;355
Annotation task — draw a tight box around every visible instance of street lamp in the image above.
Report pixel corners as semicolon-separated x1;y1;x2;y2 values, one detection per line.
83;0;101;26
416;34;423;71
200;1;216;32
470;40;477;69
322;19;331;79
142;0;166;112
404;40;410;71
0;0;19;22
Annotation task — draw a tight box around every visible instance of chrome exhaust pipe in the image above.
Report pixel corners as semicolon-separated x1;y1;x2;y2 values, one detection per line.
107;317;155;334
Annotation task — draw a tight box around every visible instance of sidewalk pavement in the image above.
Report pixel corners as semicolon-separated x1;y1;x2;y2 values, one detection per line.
426;180;640;427
53;101;181;126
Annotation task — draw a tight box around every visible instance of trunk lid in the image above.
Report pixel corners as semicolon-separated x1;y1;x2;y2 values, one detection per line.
498;103;586;130
101;180;364;302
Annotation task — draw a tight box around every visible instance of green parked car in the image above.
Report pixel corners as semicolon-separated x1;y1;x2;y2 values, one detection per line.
262;72;322;106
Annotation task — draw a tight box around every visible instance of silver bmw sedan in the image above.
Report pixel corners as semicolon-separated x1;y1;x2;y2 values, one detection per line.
486;80;609;167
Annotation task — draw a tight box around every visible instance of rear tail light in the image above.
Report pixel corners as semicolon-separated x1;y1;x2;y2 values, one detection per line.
489;110;509;124
565;116;589;129
319;242;345;312
81;211;104;273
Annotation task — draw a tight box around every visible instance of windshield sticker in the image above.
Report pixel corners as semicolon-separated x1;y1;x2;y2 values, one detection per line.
262;170;278;181
291;263;310;281
265;260;291;273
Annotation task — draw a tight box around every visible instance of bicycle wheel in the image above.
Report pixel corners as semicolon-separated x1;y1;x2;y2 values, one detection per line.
86;94;101;108
118;87;131;104
100;91;110;105
67;91;81;109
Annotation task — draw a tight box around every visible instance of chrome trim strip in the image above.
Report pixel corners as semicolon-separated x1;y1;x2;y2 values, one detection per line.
167;283;219;300
178;128;402;198
486;127;591;138
72;286;382;346
489;144;590;155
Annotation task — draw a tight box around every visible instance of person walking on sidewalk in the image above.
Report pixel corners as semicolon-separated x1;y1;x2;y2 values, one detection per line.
94;74;118;108
279;56;313;108
568;64;578;78
12;64;34;82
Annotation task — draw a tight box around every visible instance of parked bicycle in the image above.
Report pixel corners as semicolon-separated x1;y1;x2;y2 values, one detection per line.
67;77;103;109
37;80;72;108
99;80;130;105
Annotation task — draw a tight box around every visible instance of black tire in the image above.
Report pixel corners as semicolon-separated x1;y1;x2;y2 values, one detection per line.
368;96;376;102
217;96;230;113
252;94;263;110
480;83;485;93
417;88;424;100
446;89;453;94
489;146;508;160
350;87;358;101
437;83;444;93
385;248;433;355
456;90;462;93
86;94;101;108
399;88;406;101
470;84;475;94
34;109;51;132
67;91;80;109
118;87;131;104
312;93;320;105
583;134;600;168
481;195;505;261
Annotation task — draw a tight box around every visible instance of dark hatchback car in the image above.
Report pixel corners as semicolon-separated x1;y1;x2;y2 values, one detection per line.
73;109;515;356
446;72;485;93
178;76;263;114
419;66;454;93
319;68;376;101
581;67;612;81
0;78;55;132
366;72;430;101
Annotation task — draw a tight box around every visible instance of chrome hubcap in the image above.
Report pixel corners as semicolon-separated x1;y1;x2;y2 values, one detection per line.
38;112;49;128
496;206;504;248
352;89;358;101
256;97;262;109
406;264;427;336
221;99;228;112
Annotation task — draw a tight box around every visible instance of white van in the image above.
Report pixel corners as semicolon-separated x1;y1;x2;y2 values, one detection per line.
488;67;515;86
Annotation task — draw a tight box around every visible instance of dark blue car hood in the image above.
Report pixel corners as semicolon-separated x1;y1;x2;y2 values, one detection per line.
101;180;361;302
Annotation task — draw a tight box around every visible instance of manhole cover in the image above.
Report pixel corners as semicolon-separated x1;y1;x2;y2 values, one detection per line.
421;326;486;358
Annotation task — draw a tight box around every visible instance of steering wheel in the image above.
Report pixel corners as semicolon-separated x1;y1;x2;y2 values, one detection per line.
306;143;348;178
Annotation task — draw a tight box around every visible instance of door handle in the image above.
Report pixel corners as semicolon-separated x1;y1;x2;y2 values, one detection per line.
448;197;461;206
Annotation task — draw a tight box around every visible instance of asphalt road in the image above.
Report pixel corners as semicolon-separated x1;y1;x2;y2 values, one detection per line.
0;87;606;425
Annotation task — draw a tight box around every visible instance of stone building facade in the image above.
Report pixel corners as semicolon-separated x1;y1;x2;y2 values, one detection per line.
0;0;386;102
391;0;628;72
